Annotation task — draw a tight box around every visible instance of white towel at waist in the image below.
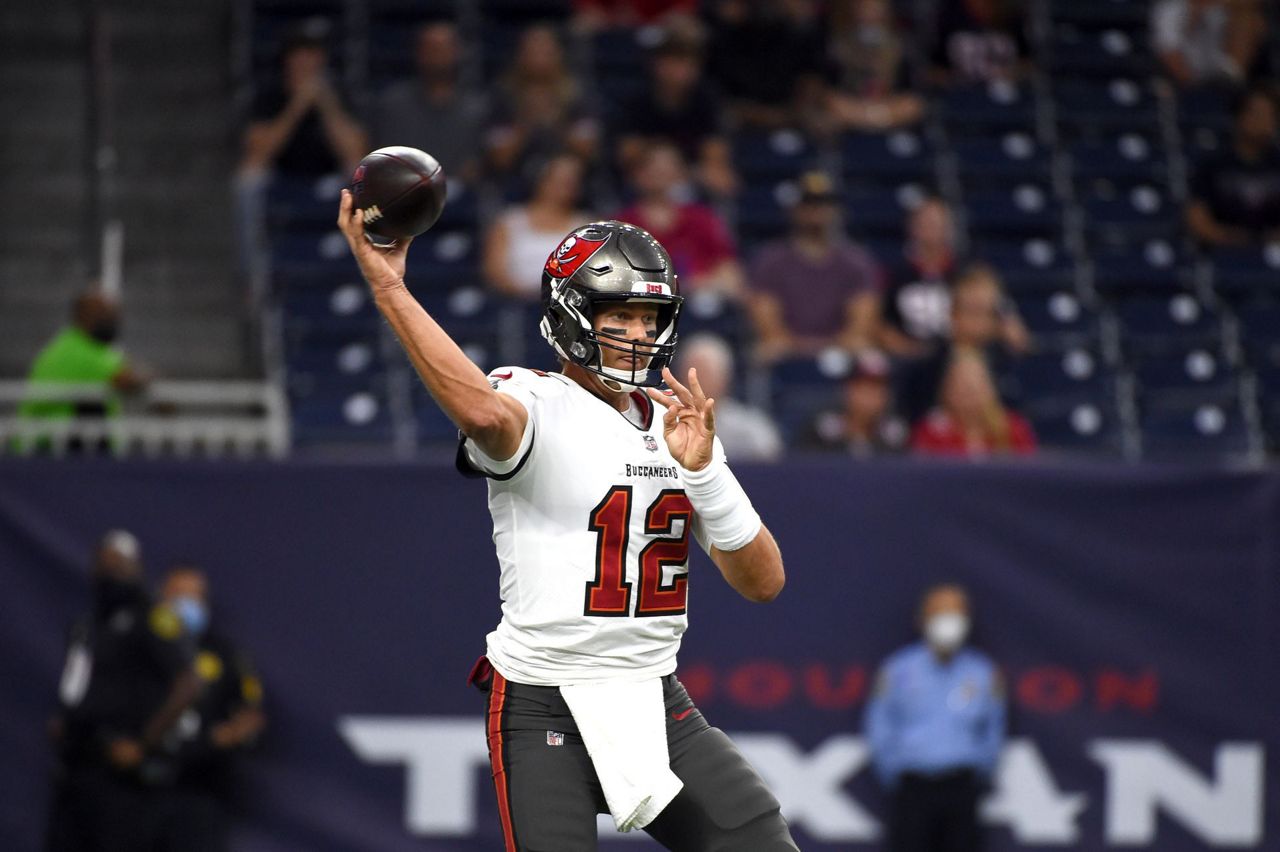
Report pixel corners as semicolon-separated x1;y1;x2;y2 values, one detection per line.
560;677;684;832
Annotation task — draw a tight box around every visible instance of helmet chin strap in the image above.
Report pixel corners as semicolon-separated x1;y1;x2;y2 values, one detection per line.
598;365;643;392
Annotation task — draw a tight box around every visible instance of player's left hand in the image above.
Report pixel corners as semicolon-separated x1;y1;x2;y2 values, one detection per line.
648;367;715;472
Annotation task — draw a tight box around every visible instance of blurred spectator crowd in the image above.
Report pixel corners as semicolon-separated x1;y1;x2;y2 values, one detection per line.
241;0;1280;464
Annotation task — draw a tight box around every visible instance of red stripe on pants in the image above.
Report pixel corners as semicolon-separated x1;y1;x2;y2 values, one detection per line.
487;668;516;852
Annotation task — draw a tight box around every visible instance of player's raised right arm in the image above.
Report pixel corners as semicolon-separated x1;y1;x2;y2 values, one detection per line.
336;189;527;460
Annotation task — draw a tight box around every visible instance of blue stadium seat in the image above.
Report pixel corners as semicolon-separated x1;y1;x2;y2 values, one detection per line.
283;281;378;328
403;230;480;289
1209;246;1280;301
291;380;395;448
951;133;1053;187
270;231;359;279
1007;348;1115;412
267;174;345;233
964;183;1064;240
1236;302;1280;367
1081;183;1180;245
1115;294;1223;355
975;238;1077;294
845;183;921;242
1046;0;1148;28
1054;78;1159;136
937;81;1038;136
1068;133;1168;184
1090;239;1191;295
1047;24;1152;79
733;130;817;181
1140;401;1254;462
767;353;850;442
1027;398;1123;455
736;183;791;246
841;130;936;185
1133;348;1239;407
679;293;751;349
1014;291;1102;349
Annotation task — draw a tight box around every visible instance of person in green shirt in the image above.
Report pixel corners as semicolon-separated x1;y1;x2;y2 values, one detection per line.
14;291;147;454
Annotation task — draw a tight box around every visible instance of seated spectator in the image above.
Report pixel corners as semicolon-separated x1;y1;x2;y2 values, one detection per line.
675;333;783;461
371;21;487;183
911;349;1036;458
706;0;833;135
747;171;882;360
827;0;926;132
614;22;739;198
572;0;699;31
878;197;962;358
797;349;908;456
485;25;600;191
1152;0;1267;88
239;20;367;178
616;142;744;296
483;154;592;301
928;0;1030;86
1187;86;1280;247
15;290;148;455
899;262;1031;421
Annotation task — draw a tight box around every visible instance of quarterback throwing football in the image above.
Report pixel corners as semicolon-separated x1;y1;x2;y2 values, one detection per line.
338;190;798;851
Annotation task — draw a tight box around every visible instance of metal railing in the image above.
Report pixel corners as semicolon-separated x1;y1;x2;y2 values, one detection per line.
0;381;289;458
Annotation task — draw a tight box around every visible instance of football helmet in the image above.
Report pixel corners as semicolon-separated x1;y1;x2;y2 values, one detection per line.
540;220;683;391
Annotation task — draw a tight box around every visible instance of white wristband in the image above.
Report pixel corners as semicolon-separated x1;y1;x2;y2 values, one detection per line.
680;455;761;552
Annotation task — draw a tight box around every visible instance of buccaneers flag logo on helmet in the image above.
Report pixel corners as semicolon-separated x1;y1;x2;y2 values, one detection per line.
544;232;608;280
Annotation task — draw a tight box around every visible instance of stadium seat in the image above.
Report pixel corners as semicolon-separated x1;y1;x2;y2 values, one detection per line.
1133;348;1239;408
403;230;480;289
1140;401;1255;463
678;293;750;350
1054;78;1160;137
1235;302;1280;367
964;183;1064;240
767;352;851;442
845;183;922;242
1208;245;1280;301
733;130;817;182
1114;294;1223;355
1090;239;1191;295
1081;183;1180;245
1068;133;1168;184
1046;23;1152;79
1014;291;1102;349
840;130;936;185
975;237;1077;294
282;281;378;328
1027;398;1124;456
1007;348;1115;412
736;183;791;246
951;133;1053;188
937;81;1038;137
269;231;358;279
266;174;345;233
1045;0;1148;28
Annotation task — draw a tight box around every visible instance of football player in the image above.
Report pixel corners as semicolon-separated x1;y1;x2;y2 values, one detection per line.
337;190;798;851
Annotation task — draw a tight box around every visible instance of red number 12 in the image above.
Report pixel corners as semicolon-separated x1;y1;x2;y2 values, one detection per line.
584;486;692;617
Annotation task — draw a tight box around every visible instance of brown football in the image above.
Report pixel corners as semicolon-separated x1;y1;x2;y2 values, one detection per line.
349;146;446;242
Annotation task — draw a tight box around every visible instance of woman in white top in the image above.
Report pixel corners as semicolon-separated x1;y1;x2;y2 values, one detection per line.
483;153;591;300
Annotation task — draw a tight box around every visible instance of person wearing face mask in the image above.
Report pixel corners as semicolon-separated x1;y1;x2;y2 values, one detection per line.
863;584;1005;852
45;531;201;852
15;289;149;455
152;565;265;852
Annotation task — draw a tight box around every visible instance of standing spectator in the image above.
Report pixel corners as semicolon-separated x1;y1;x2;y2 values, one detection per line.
15;290;147;455
45;532;200;852
879;197;962;358
796;349;908;456
155;565;266;852
911;349;1036;457
828;0;926;132
898;262;1031;422
928;0;1030;86
483;154;592;301
616;142;744;295
614;22;739;198
706;0;833;135
485;25;600;191
865;583;1005;852
1152;0;1268;88
675;333;783;461
747;171;882;360
1186;86;1280;246
239;20;368;179
371;21;487;183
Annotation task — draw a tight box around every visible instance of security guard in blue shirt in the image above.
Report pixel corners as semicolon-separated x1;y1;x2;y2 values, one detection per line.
864;584;1005;852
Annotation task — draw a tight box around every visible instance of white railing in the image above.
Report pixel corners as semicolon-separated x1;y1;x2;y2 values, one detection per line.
0;380;290;458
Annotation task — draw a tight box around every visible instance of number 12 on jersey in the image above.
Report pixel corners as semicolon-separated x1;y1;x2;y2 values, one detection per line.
584;486;693;617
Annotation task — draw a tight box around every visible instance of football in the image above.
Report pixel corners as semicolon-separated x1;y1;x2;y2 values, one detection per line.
349;146;447;243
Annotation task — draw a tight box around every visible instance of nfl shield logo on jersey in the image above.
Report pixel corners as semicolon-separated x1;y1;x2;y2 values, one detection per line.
546;731;565;747
643;434;659;452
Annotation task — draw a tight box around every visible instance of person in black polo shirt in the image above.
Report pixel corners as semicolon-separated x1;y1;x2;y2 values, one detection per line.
46;531;200;852
154;564;266;852
1187;86;1280;247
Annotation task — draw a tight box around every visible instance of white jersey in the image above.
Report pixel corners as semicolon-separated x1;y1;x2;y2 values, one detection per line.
459;366;715;686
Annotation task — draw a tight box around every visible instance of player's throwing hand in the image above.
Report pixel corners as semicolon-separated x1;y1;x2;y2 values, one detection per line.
648;367;716;472
336;188;412;295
